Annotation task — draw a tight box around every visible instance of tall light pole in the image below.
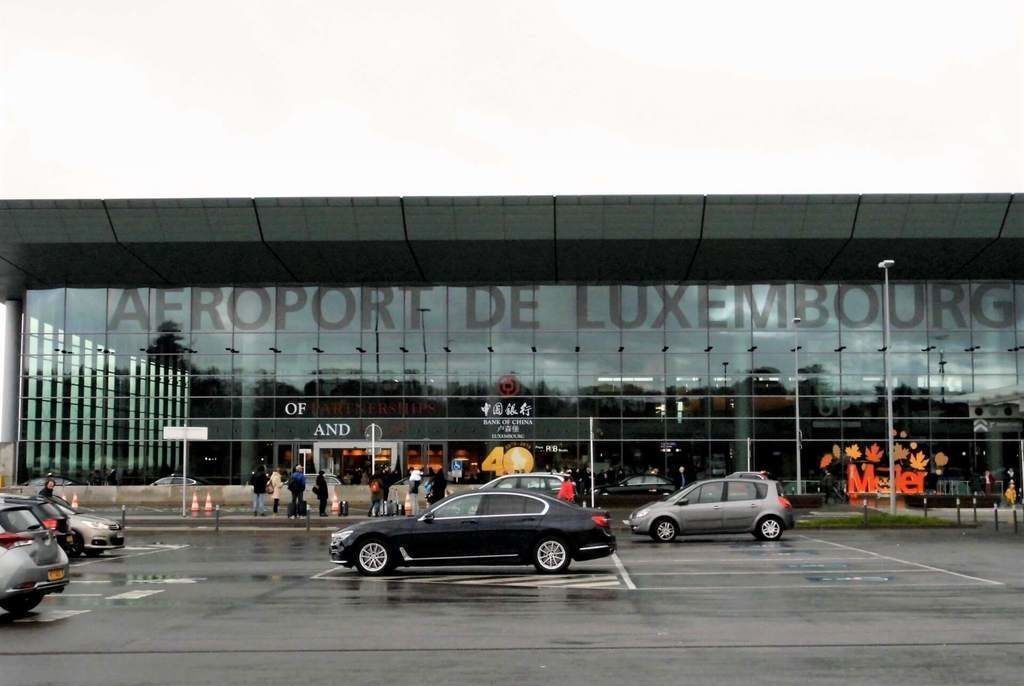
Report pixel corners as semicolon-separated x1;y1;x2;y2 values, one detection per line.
879;259;896;515
418;307;430;475
793;317;802;494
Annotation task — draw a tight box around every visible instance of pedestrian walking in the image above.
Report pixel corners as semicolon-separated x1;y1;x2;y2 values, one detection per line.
984;470;994;495
557;475;577;503
428;467;448;506
1005;481;1017;508
249;466;269;516
39;477;56;499
314;470;329;517
821;469;835;504
676;465;687;489
287;465;306;519
368;474;384;516
408;466;423;515
269;468;284;514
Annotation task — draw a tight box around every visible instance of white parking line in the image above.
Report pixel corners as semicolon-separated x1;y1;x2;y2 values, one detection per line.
611;553;637;590
105;589;164;601
630;568;934;577
617;557;874;564
13;610;91;623
71;544;190;567
798;536;1005;586
634;582;1003;591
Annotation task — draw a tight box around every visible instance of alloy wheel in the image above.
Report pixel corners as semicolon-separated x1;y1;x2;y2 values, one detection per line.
655;519;677;542
760;518;782;540
357;541;389;573
536;540;568;571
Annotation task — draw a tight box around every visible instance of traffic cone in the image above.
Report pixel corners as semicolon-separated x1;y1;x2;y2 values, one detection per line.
190;492;200;515
71;493;80;509
204;492;214;514
331;492;340;514
404;492;412;516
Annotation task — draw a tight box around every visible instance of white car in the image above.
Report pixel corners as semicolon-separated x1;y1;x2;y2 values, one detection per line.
46;496;124;558
479;473;567;498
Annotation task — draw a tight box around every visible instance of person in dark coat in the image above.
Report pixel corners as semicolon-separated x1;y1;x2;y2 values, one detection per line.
314;471;330;517
249;466;269;516
428;466;448;505
287;465;306;519
39;478;56;499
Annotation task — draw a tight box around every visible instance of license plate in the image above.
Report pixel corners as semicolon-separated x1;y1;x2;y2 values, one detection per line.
47;568;65;582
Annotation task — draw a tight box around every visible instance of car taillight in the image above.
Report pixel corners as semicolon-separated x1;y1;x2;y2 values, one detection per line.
41;518;58;530
0;533;34;550
591;514;610;528
778;497;792;510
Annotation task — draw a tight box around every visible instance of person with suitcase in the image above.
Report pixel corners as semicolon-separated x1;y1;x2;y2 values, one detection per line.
368;474;384;517
287;465;307;519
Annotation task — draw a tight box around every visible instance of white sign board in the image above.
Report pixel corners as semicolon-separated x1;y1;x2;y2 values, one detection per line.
162;426;209;441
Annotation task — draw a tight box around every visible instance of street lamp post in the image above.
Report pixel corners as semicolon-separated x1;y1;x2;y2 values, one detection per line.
418;307;430;476
793;317;802;494
879;259;896;515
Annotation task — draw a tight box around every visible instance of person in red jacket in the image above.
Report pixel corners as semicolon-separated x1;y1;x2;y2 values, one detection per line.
557;476;577;503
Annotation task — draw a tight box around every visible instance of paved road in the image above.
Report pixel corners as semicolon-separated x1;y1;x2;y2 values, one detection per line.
1;525;1021;685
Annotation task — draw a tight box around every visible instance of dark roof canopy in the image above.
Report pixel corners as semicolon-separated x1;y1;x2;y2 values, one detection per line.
0;194;1018;298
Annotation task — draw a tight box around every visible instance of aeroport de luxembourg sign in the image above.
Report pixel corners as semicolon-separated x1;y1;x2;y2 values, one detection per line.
105;283;1018;333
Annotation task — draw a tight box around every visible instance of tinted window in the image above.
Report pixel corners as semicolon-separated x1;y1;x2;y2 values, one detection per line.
697;482;725;504
625;476;644;485
517;476;545;490
433;495;481;518
726;482;758;501
492;477;517;490
544;478;562;491
754;483;768;499
480;494;529;515
0;508;42;532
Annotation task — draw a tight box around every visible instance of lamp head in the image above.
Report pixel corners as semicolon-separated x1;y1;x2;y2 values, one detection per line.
878;259;895;269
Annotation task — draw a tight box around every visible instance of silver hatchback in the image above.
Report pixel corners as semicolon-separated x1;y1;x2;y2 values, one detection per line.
626;478;795;542
1;504;69;616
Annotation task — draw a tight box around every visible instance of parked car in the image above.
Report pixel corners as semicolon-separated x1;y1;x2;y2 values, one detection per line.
597;474;676;497
625;478;794;542
21;475;83;487
330;490;615;575
726;471;769;480
478;472;566;497
44;495;124;558
150;475;210;486
0;495;74;554
0;503;70;616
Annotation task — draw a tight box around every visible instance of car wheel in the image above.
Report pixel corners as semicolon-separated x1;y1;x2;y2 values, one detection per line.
0;592;43;617
532;536;571;574
83;548;104;558
353;538;393;576
69;531;85;557
755;516;784;541
650;517;678;543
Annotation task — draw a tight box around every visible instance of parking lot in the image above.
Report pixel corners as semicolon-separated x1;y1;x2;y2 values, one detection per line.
1;526;1021;685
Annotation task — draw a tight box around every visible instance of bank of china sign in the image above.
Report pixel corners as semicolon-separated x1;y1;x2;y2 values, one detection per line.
105;283;1016;332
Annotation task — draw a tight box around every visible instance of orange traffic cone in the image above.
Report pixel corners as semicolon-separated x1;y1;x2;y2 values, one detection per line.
331;493;340;514
204;492;214;514
71;493;80;509
404;492;412;516
190;492;200;515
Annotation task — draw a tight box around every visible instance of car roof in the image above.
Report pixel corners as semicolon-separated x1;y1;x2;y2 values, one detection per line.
446;488;565;504
493;472;565;479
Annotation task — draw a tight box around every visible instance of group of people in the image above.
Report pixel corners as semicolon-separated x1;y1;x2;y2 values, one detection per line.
366;466;449;517
247;464;334;518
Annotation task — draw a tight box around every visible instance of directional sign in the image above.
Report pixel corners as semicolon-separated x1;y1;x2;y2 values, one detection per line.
162;426;208;441
365;423;383;441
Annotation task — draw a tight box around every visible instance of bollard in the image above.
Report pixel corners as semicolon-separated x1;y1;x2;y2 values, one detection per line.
863;497;869;527
1014;508;1019;534
341;500;349;517
121;504;126;531
956;498;961;527
215;505;221;532
993;504;999;531
305;508;310;531
923;496;928;519
973;497;978;524
398;502;405;516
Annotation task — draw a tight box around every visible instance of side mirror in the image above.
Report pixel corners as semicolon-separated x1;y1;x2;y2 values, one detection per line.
420;512;435;523
677;498;689;506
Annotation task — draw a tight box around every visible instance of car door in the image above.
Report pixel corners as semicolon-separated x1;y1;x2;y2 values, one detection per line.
475;493;543;559
720;481;762;531
679;481;725;533
403;494;485;561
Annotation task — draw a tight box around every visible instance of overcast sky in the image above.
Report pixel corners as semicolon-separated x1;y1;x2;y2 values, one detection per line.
1;0;1022;199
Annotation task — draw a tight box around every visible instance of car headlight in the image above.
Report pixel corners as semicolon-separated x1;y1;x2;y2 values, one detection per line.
331;529;354;542
82;519;112;529
635;508;650;519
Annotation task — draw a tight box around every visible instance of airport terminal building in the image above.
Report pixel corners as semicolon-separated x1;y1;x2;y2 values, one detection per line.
1;194;1022;491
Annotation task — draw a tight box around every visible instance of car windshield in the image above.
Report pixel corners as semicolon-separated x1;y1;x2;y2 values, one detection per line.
663;482;701;502
0;508;43;532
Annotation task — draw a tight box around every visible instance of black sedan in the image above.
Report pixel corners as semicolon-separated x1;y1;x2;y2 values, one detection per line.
597;474;676;497
330;490;615;576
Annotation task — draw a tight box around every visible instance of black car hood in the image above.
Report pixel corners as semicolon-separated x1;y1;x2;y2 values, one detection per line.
338;517;418;537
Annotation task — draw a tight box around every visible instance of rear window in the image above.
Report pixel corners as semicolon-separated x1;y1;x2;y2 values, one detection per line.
0;508;42;532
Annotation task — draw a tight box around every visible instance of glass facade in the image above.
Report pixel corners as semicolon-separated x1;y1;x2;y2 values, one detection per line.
17;283;1024;489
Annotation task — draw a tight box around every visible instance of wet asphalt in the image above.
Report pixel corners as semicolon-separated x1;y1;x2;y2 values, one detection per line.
1;523;1021;685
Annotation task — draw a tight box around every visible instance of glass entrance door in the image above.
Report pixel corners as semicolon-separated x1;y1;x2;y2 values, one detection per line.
276;442;313;473
406;442;445;476
314;442;398;483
